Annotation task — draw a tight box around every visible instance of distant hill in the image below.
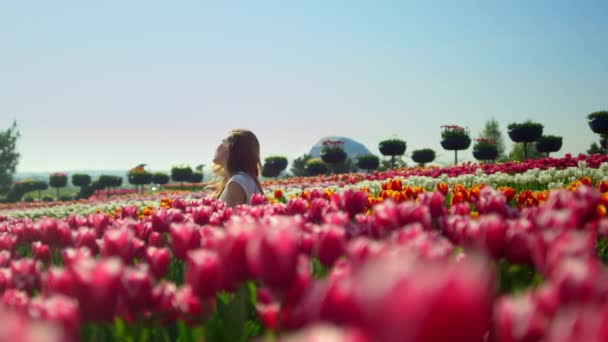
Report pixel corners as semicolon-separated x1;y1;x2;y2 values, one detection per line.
309;136;373;159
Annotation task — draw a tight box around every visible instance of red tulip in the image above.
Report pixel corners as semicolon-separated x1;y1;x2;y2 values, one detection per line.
145;247;170;279
72;227;99;253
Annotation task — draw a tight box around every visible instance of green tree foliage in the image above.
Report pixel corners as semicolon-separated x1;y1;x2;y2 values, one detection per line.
509;142;543;161
290;154;312;177
479;117;506;159
0;121;20;195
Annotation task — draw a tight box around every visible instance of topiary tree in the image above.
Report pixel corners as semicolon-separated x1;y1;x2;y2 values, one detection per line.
305;158;327;176
321;140;347;174
152;172;170;188
440;125;471;164
507;121;543;161
49;172;68;200
31;180;48;200
128;166;152;194
535;135;563;157
98;175;121;197
472;138;499;163
72;173;91;188
171;165;193;189
588;111;608;153
379;138;406;169
72;173;92;199
411;148;436;167
357;155;380;173
262;156;289;179
189;171;203;191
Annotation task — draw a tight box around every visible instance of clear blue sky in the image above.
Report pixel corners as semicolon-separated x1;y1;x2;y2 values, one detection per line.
1;0;607;172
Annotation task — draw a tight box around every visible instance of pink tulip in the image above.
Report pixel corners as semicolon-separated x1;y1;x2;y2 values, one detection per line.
331;190;369;218
247;224;301;290
493;293;550;342
1;289;30;312
101;228;140;264
286;198;308;216
0;250;11;267
61;247;92;266
419;191;447;217
69;257;124;322
145;246;170;279
306;198;330;223
142;232;161;248
10;258;41;293
169;223;201;260
151;281;178;323
42;267;77;297
173;285;204;324
315;225;346;267
28;295;81;341
32;241;51;263
72;227;99;253
185;249;222;299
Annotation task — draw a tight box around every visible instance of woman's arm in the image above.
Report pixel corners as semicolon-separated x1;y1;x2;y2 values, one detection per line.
219;181;246;208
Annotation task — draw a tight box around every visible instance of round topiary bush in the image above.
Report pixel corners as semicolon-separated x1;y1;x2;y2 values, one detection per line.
72;173;91;188
152;172;170;186
321;140;347;166
379;138;406;169
357;154;380;172
440;125;471;164
49;172;68;199
508;121;544;160
128;167;153;193
171;165;194;189
262;156;289;178
588;111;608;134
411;149;436;167
305;158;327;176
472;139;499;162
535;135;563;157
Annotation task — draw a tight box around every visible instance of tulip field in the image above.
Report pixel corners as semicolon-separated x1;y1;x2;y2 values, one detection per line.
3;153;608;341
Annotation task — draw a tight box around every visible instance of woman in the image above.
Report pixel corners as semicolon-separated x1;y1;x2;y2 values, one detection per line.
210;129;264;207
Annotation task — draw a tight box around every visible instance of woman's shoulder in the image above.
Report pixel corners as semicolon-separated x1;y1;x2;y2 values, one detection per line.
228;172;260;194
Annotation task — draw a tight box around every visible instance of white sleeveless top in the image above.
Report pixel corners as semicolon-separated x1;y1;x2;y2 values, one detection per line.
220;172;262;204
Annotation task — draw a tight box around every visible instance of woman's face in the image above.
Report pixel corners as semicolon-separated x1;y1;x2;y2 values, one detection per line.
213;139;229;166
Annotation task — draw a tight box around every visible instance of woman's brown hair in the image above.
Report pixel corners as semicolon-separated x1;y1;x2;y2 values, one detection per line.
209;129;263;198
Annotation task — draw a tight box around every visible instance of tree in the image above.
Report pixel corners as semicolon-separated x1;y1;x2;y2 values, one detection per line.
189;171;203;191
508;143;543;161
479;118;506;160
0;121;20;195
378;157;407;171
49;172;68;199
587;142;606;155
379;138;407;169
262;156;289;179
171;165;193;189
290;154;312;177
357;155;380;173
